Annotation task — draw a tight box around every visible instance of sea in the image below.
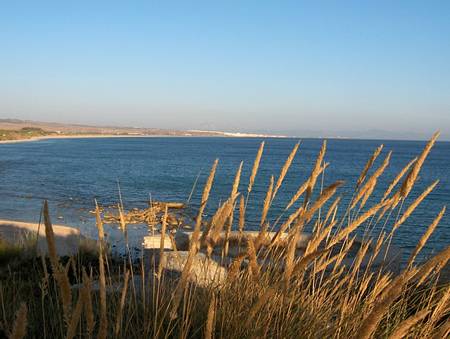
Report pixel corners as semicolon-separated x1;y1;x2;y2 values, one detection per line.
0;137;449;261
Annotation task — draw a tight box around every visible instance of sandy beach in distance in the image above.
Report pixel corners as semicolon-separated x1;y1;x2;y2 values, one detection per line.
0;134;173;144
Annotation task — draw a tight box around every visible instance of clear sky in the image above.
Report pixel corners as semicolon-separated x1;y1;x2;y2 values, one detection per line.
1;1;449;139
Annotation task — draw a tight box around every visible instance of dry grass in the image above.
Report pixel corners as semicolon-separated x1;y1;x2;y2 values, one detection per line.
0;133;448;339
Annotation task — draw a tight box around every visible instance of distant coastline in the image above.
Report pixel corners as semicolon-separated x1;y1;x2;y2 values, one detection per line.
0;118;289;143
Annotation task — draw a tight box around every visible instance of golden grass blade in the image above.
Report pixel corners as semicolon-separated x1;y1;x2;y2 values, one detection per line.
114;270;130;338
432;321;450;339
231;161;243;199
81;269;95;336
400;131;440;198
209;194;239;253
66;294;84;339
171;159;218;318
43;200;58;267
393;180;439;232
227;253;247;282
204;293;216;339
158;206;168;279
388;309;430;339
305;220;337;256
356;144;383;189
271;142;299;202
245;288;276;327
355;271;412;339
351;151;391;210
260;175;274;227
429;285;450;326
382;157;417;201
285;163;329;211
238;195;245;234
283;230;300;285
293;248;330;274
43;200;72;324
95;202;108;339
407;206;445;266
247;141;264;194
247;237;260;278
301;181;344;224
10;302;27;339
270;206;304;247
305;140;327;204
330;200;387;247
225;162;243;256
415;245;450;286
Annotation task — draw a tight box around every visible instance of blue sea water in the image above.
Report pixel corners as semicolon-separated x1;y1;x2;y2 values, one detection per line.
0;137;449;259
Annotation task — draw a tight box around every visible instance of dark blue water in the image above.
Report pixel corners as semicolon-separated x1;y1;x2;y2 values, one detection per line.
0;137;449;259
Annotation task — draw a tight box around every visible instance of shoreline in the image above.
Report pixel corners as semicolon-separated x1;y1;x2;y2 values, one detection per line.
0;133;196;144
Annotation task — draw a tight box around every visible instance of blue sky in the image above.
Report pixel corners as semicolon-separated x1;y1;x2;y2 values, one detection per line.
1;1;449;139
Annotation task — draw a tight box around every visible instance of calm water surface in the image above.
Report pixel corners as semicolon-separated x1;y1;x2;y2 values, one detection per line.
0;137;449;260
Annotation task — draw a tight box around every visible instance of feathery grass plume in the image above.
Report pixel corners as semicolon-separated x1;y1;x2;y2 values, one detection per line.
271;142;299;203
393;180;439;232
204;292;216;339
227;252;247;282
286;180;309;211
283;216;306;285
305;140;327;205
293;248;331;275
382;157;417;201
300;181;343;224
305;220;337;256
348;240;371;279
356;144;383;189
400;131;440;199
260;175;274;227
66;294;84;339
355;271;413;339
81;269;95;336
238;195;245;234
408;206;445;266
247;237;260;278
323;195;340;225
158;206;168;279
415;244;450;286
43;200;58;267
10;302;27;339
43;200;72;323
114;270;130;338
432;321;450;339
388;309;430;339
286;163;329;210
281;180;342;262
95;202;108;339
202;193;238;245
275;181;341;252
245;288;276;327
429;285;450;327
247;141;264;195
329;200;388;247
315;195;340;234
172;159;218;319
351;151;392;210
225;162;243;256
270;206;303;247
207;194;239;255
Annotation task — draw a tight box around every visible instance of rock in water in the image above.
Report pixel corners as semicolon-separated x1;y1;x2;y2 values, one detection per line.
159;251;227;287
